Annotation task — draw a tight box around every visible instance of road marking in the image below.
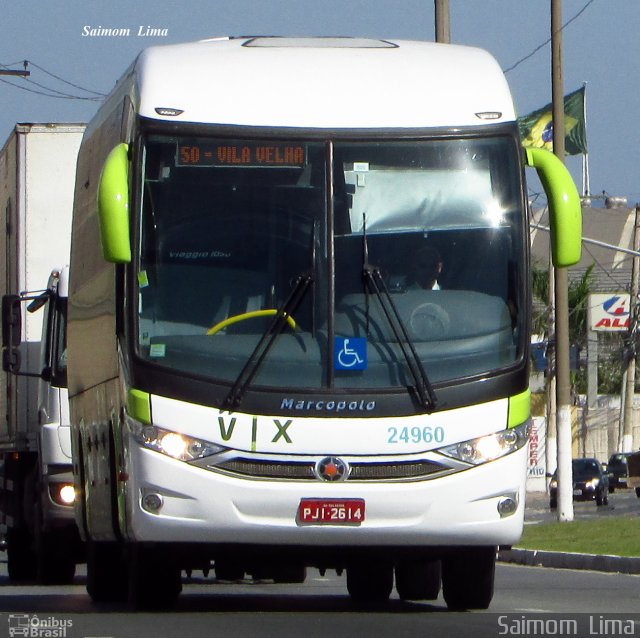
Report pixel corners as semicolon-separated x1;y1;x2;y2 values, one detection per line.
515;608;553;613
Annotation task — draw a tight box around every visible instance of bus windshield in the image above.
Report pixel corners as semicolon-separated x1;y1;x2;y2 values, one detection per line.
136;134;526;393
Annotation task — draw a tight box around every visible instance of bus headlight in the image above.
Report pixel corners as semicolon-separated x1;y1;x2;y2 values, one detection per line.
129;420;224;462
437;421;530;465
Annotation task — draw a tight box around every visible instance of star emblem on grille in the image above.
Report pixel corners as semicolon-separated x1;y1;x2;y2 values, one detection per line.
315;457;349;482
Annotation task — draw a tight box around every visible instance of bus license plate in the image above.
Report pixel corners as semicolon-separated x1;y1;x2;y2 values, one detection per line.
298;499;365;525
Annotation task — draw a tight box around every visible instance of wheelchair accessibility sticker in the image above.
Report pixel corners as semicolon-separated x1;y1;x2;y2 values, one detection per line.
334;337;367;371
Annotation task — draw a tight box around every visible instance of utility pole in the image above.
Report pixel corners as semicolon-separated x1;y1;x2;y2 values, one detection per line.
0;70;30;77
546;260;557;478
621;205;640;452
0;62;30;78
435;0;451;43
551;0;574;522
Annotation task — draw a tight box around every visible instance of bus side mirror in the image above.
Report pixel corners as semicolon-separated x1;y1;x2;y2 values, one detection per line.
98;143;131;263
2;294;22;373
525;147;582;268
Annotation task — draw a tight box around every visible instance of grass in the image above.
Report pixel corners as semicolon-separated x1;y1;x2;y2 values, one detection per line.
517;517;640;558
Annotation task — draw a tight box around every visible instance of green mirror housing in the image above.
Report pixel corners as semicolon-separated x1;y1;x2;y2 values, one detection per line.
98;143;131;263
525;147;582;268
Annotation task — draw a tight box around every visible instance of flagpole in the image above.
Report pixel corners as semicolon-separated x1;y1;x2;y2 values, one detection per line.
582;81;590;197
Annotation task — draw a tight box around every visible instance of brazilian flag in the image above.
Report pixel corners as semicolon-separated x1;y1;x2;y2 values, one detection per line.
518;86;587;155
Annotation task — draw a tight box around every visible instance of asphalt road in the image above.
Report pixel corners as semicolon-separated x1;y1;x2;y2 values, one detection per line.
0;491;638;638
0;562;638;638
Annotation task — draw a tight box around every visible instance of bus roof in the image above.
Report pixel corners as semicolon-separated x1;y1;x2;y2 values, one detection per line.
134;36;516;130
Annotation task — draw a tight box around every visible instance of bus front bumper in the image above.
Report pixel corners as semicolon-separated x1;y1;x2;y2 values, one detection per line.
123;442;528;549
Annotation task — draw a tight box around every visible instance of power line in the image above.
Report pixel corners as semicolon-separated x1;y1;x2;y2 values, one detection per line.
504;0;597;74
25;60;105;97
8;74;97;100
0;60;106;101
0;76;102;101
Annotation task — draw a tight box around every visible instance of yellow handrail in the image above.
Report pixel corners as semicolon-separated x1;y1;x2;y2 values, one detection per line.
206;309;297;336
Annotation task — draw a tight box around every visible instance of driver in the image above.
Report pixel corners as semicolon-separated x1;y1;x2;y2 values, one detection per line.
408;246;443;291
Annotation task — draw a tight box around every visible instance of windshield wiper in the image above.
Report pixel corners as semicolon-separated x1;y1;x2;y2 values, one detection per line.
362;265;438;411
361;217;437;411
222;273;313;410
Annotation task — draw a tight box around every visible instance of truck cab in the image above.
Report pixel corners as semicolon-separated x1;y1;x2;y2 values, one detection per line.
1;266;81;583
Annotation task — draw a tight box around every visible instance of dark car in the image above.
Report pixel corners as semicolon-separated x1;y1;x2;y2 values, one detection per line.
549;458;609;509
607;453;631;491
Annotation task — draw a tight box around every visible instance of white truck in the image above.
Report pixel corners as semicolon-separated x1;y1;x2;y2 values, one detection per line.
0;123;85;583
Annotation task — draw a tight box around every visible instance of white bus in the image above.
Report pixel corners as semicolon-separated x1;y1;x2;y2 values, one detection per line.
68;36;581;609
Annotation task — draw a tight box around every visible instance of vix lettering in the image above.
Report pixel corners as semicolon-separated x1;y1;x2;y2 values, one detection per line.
594;295;630;330
218;415;293;450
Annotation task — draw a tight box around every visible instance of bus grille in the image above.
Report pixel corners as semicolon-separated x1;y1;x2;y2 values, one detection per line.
210;458;447;481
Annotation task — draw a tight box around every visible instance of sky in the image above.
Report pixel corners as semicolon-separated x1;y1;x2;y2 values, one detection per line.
1;0;639;204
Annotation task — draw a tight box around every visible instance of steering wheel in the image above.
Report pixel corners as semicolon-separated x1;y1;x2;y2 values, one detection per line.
409;302;450;340
206;309;297;336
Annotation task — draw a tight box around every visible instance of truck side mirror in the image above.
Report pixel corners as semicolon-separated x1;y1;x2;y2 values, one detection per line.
2;348;21;374
2;294;22;373
98;143;131;263
2;294;22;347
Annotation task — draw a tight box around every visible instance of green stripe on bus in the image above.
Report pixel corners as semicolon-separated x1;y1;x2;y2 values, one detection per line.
508;389;531;428
128;388;151;425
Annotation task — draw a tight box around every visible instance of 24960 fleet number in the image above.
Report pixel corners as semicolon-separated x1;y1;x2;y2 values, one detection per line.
387;426;445;445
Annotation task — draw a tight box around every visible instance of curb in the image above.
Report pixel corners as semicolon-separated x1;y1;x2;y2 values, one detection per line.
498;547;640;575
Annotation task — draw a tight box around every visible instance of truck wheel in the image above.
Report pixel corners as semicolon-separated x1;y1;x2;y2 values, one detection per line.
442;547;496;610
346;561;393;603
86;541;128;602
128;543;182;610
395;559;441;601
34;497;77;585
6;528;37;581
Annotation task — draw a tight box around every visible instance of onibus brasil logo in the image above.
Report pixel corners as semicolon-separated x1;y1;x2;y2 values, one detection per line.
8;614;73;638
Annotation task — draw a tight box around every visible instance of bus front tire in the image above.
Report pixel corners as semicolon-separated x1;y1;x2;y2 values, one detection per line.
442;547;496;610
86;541;128;602
128;543;182;610
395;558;441;601
346;561;393;603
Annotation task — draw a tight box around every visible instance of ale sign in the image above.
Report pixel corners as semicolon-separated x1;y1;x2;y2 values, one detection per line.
588;293;631;332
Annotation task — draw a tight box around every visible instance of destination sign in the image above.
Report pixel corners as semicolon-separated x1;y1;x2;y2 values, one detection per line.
177;141;306;168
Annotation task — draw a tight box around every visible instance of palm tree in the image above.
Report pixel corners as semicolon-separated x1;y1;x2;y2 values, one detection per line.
531;263;594;345
531;263;595;392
